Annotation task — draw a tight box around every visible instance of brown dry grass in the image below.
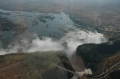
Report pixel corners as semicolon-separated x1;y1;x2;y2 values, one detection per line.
102;52;120;70
0;53;26;79
0;63;22;79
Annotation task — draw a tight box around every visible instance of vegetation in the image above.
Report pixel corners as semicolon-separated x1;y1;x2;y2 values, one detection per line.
0;53;26;79
102;52;120;70
0;51;74;79
37;15;55;23
0;1;120;79
76;40;120;79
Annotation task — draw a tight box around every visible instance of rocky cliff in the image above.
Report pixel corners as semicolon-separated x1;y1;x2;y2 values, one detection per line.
76;40;120;79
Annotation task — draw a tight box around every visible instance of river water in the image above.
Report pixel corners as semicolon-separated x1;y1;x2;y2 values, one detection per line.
0;8;107;55
0;9;74;40
0;8;108;79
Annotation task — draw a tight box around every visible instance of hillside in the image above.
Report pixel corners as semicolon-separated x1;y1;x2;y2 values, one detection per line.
0;51;74;79
76;40;120;79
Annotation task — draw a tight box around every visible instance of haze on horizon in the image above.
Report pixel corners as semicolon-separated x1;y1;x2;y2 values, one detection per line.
0;0;120;5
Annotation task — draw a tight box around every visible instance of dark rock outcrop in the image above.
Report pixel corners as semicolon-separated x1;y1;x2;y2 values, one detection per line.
76;40;120;78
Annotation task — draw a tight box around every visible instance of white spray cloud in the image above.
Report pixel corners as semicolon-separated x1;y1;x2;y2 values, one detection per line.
59;30;108;57
27;37;63;52
0;30;108;56
76;68;92;76
0;30;107;77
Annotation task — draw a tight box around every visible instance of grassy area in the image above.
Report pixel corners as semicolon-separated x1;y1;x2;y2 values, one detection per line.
0;51;70;79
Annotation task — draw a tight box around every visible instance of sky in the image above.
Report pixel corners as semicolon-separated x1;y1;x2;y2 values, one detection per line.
0;0;120;6
0;0;120;3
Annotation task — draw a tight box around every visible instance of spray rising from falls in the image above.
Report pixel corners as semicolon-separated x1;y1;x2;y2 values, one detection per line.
0;30;108;77
0;30;108;57
0;8;108;56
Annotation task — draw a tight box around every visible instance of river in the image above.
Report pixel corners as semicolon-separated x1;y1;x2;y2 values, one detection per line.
0;8;109;79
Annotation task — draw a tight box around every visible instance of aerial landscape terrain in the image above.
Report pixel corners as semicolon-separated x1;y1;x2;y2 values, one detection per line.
0;0;120;79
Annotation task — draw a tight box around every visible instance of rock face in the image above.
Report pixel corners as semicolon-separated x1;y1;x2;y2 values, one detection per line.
109;70;120;79
76;40;120;79
0;51;74;79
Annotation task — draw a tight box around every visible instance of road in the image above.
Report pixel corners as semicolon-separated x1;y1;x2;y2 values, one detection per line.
91;61;120;79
